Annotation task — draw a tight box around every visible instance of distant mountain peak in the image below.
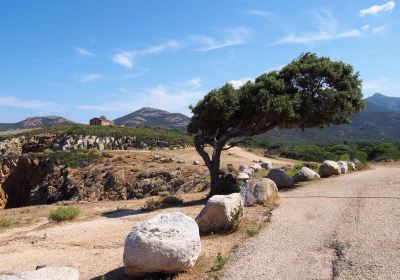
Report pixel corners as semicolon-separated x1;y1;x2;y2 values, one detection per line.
366;93;400;113
0;116;73;131
113;108;190;131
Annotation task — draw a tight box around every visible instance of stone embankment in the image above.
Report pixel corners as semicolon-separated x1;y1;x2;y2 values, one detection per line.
0;133;189;156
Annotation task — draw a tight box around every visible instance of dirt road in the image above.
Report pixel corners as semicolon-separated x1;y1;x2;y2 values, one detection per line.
223;165;400;280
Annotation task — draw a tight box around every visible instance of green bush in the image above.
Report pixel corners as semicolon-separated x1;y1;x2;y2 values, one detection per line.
48;206;80;222
229;206;243;233
211;252;230;272
30;150;100;168
215;174;241;195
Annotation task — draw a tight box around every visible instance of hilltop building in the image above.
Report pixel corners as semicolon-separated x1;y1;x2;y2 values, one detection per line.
89;116;114;126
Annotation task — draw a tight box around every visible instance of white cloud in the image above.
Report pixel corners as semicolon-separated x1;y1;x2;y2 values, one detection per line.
274;11;364;44
363;78;400;96
372;25;388;34
112;40;182;69
77;84;205;115
363;24;370;31
191;27;250;51
247;9;274;18
229;78;252;89
73;47;95;57
78;73;102;83
112;51;134;69
359;1;395;17
186;77;202;89
0;96;59;111
337;29;362;38
138;40;182;56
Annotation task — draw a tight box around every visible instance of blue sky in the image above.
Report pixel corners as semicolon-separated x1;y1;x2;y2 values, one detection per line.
0;0;399;123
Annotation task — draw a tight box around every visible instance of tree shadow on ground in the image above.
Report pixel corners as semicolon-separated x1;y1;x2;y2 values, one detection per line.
101;197;207;219
90;267;175;280
101;209;143;218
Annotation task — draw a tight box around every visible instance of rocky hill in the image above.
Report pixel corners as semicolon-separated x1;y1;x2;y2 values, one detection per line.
113;107;190;131
365;93;400;112
0;116;73;131
258;94;400;144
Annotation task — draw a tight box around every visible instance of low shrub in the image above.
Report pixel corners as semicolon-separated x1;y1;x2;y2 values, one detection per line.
211;252;230;272
0;218;13;228
229;206;243;233
48;206;80;222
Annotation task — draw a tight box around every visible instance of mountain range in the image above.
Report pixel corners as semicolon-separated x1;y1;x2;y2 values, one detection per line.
1;93;399;143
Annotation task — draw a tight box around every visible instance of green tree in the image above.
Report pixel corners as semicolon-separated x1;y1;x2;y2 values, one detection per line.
188;53;364;195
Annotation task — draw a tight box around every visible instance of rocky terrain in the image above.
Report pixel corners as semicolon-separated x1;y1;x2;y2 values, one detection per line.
0;150;209;209
0;133;189;156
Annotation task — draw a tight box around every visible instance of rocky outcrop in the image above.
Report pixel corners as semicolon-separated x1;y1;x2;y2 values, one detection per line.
261;160;273;170
123;212;201;277
319;160;341;178
0;134;189;156
195;193;242;234
0;153;208;209
241;178;278;207
0;156;78;209
293;167;321;183
0;267;79;280
267;169;294;188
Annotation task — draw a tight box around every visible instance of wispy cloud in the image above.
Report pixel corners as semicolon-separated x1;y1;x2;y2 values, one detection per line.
112;40;182;69
0;96;60;111
73;46;95;57
137;39;182;56
112;51;134;69
359;1;396;17
372;25;388;34
186;77;202;89
78;73;102;83
190;27;250;52
363;78;400;96
274;11;365;44
77;81;205;115
247;9;274;18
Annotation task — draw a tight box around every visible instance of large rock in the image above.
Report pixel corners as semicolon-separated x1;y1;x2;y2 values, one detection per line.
337;161;349;174
319;160;341;178
241;168;254;176
260;160;273;170
267;169;294;188
293;167;321;183
123;212;201;277
0;267;79;280
241;178;278;206
250;163;262;171
195;193;242;234
348;161;357;171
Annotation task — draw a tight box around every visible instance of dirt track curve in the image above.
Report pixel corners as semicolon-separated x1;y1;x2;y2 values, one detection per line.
223;165;400;280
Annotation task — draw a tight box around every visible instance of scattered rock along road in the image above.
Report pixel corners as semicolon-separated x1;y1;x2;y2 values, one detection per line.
223;165;400;280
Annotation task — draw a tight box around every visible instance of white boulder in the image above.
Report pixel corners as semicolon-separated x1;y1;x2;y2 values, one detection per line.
261;160;273;170
123;212;201;277
241;178;278;207
237;172;250;180
348;161;357;171
293;167;321;182
241;168;254;176
319;160;341;178
337;161;349;174
267;169;294;188
250;163;262;171
195;193;242;234
0;267;79;280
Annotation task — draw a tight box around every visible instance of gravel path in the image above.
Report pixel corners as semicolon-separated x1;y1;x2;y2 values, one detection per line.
223;166;400;280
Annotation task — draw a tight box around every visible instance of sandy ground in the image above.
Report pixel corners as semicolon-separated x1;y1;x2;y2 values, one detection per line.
0;147;283;279
223;164;400;280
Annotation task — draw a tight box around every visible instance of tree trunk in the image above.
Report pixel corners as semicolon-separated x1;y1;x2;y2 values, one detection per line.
193;134;224;196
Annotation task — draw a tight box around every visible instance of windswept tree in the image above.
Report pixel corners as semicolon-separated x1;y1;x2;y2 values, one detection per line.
188;53;364;195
